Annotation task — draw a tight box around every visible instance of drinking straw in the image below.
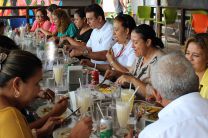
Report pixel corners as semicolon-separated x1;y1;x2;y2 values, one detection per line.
94;63;97;70
44;36;47;44
97;103;104;118
62;49;65;57
79;78;82;90
128;86;140;103
129;83;132;91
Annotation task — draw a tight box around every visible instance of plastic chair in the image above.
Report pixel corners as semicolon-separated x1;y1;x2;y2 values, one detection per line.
136;6;155;24
155;8;180;46
187;11;208;37
188;13;208;36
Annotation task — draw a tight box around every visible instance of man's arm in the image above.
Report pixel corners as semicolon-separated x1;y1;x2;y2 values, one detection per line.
69;46;108;61
120;0;127;10
85;48;108;61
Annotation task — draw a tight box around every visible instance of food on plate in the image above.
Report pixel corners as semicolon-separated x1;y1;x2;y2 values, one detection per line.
60;129;71;138
36;104;70;119
97;84;112;94
146;112;159;120
136;102;162;121
139;103;161;113
42;106;52;114
53;127;71;138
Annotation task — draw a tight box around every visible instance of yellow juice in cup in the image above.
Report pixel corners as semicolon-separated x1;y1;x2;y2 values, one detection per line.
121;89;135;112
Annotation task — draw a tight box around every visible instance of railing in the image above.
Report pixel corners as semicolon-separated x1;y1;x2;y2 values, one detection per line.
0;6;86;23
150;5;208;44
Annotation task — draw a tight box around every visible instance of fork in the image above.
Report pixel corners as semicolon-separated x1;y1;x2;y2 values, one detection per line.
97;78;106;87
62;107;81;122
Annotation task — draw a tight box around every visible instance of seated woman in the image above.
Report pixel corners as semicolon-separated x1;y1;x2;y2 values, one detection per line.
0;35;19;52
52;9;78;43
38;4;58;37
0;50;92;138
115;24;165;98
81;14;136;73
60;8;93;47
30;8;51;34
0;35;75;137
185;33;208;99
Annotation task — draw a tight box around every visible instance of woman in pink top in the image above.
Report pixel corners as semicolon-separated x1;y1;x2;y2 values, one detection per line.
38;4;58;37
30;8;51;34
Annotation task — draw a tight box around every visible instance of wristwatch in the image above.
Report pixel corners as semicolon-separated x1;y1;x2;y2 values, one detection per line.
83;48;89;57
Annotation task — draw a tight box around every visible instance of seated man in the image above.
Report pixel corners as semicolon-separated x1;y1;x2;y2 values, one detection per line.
68;4;114;65
136;52;208;138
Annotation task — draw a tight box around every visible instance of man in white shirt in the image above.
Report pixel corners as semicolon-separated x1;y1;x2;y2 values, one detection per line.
69;4;114;64
137;53;208;138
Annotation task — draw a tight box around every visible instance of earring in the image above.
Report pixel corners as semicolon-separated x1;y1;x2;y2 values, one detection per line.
14;90;20;98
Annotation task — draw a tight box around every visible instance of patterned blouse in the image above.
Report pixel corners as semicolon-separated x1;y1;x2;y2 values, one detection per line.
132;50;164;84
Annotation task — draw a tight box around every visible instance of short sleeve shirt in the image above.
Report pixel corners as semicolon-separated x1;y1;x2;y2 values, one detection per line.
86;21;114;64
132;50;164;84
112;40;136;67
58;23;78;38
0;107;33;138
75;29;93;43
30;20;51;33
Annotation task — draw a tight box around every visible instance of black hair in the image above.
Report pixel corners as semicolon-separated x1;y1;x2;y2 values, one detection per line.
0;19;4;27
0;50;42;87
0;20;5;35
85;4;105;20
47;4;58;13
36;7;49;21
0;35;19;53
114;14;136;34
75;8;86;19
133;24;164;49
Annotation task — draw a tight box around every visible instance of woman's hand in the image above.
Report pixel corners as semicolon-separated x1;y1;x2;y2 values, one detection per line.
106;49;115;63
36;28;42;33
60;36;67;42
104;69;116;79
38;116;62;137
80;59;94;68
38;89;55;102
51;97;68;116
26;23;30;32
116;74;133;85
69;117;93;138
145;84;156;102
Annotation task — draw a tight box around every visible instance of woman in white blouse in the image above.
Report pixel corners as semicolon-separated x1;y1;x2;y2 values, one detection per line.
81;14;136;73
